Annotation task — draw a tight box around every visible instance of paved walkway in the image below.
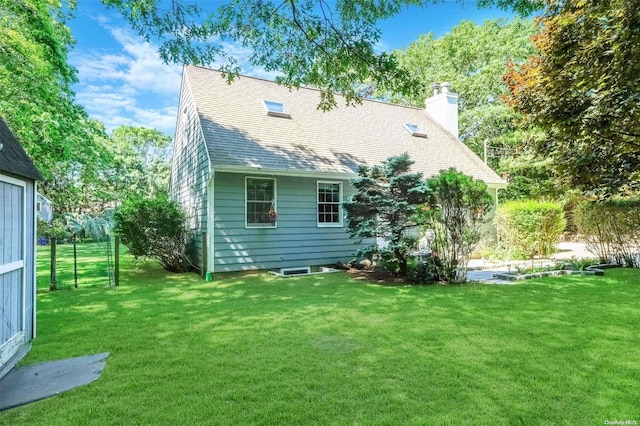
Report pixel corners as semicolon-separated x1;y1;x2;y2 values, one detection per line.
466;242;597;284
0;352;109;411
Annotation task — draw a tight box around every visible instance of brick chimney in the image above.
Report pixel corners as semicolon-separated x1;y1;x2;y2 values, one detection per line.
425;82;459;138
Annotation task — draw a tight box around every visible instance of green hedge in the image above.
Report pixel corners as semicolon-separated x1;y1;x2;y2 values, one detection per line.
575;198;640;266
495;200;566;258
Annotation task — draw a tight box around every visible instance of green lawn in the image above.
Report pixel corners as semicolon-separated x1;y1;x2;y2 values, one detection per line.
35;240;128;292
2;245;639;425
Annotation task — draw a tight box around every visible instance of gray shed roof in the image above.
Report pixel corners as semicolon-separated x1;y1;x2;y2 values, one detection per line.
184;65;506;186
0;117;42;181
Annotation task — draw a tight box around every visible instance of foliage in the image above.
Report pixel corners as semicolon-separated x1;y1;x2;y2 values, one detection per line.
0;0;113;211
575;198;640;267
404;257;439;284
102;0;541;110
61;210;115;241
114;194;189;273
497;152;559;201
386;18;538;160
504;0;640;197
37;217;70;241
495;200;566;258
563;256;598;272
344;154;428;277
417;168;493;282
102;126;173;202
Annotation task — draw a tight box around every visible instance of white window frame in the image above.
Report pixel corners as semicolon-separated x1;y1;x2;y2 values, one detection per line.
245;176;277;229
317;180;343;228
263;100;291;118
403;123;428;138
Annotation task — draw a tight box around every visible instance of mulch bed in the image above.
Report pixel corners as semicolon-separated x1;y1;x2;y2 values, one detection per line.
346;268;406;285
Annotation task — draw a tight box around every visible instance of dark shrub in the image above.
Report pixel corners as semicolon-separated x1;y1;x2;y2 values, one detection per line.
114;194;189;272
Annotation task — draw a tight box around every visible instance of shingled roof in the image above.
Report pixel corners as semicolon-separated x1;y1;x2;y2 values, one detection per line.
184;65;506;187
0;117;42;181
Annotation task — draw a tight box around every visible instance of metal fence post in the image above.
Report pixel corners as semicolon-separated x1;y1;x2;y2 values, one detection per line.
114;235;120;287
49;237;57;291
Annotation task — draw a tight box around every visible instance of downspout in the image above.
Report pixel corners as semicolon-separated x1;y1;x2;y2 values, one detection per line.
495;186;500;247
208;170;215;275
32;181;37;339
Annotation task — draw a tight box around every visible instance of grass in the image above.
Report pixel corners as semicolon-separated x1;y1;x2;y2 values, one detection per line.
2;245;639;425
35;240;128;292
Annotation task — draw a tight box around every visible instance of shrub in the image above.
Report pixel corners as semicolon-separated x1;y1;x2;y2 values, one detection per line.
405;257;438;284
344;154;428;277
37;217;70;241
495;200;566;259
575;198;640;267
418;168;494;283
114;194;189;272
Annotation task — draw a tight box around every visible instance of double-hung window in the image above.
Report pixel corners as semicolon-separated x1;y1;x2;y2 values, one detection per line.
246;177;277;227
317;181;342;227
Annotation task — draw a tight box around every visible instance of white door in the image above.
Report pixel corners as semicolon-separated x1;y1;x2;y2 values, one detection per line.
0;174;27;368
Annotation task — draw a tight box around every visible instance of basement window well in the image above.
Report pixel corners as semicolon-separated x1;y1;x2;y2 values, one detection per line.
404;123;428;138
263;100;291;118
269;266;341;277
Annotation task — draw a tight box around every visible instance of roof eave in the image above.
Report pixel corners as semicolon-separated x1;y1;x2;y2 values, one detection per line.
211;165;358;180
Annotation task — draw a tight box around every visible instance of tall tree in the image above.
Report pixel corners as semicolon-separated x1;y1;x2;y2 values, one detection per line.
504;0;640;197
103;0;542;110
384;18;537;159
0;0;112;210
103;126;173;203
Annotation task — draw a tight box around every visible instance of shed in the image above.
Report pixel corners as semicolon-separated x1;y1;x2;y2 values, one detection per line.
0;117;42;379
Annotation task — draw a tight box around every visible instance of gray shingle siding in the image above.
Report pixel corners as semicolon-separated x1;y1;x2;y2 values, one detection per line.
212;172;369;272
170;74;210;269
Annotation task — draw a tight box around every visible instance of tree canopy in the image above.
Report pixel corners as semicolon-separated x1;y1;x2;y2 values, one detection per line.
103;0;542;110
0;0;107;179
0;0;117;213
384;17;537;157
504;0;640;197
1;0;175;214
103;126;173;202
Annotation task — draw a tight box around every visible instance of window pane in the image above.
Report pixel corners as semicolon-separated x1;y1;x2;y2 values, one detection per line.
317;182;341;225
265;101;286;113
247;178;275;225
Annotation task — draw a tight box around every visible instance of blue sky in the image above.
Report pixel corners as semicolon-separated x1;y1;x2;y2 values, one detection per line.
67;1;517;135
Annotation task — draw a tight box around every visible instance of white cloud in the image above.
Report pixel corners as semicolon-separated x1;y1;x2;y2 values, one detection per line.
70;16;283;135
71;20;182;135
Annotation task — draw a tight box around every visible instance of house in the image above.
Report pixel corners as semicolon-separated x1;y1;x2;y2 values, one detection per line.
170;65;507;274
0;117;42;379
36;193;53;223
